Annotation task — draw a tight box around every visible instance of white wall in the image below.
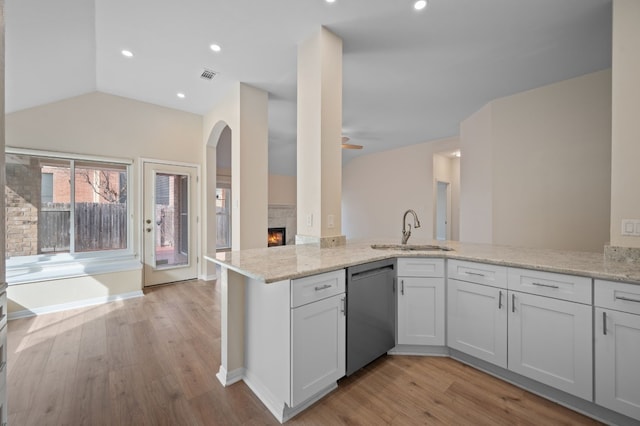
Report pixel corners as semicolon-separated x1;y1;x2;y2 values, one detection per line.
610;0;640;249
5;91;203;312
342;137;459;241
459;103;494;244
460;70;612;252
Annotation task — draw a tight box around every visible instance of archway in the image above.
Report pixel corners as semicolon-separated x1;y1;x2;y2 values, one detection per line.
205;120;232;279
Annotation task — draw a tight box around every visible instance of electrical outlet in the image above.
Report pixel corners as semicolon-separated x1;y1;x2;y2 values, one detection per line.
327;214;335;229
306;214;313;227
621;219;640;236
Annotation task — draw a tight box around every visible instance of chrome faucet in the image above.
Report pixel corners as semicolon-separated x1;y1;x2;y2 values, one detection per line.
401;209;421;244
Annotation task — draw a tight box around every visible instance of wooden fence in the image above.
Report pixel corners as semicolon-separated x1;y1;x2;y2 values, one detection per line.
39;203;127;253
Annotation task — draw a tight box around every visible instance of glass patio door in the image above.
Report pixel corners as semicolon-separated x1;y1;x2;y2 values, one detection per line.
143;161;198;286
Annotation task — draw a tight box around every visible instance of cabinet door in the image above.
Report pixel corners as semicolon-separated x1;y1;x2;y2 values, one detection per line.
447;279;507;368
398;277;445;345
595;308;640;421
508;291;592;401
291;294;346;407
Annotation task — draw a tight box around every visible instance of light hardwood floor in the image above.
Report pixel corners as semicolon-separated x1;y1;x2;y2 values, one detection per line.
7;279;601;425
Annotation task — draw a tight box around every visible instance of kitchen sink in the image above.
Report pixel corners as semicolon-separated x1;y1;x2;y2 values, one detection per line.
370;244;454;252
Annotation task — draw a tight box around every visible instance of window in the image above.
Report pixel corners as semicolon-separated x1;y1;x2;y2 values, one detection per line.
5;150;131;262
216;187;231;249
41;173;53;203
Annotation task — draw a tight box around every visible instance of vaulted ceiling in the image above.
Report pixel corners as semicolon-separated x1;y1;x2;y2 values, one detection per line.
6;0;612;175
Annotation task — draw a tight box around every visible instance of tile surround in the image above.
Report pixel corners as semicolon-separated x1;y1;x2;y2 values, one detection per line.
268;205;296;246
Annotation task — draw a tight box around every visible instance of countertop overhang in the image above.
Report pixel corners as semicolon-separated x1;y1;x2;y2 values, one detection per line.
204;239;640;285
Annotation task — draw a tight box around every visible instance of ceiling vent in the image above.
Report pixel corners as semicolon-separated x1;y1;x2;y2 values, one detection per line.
200;68;217;80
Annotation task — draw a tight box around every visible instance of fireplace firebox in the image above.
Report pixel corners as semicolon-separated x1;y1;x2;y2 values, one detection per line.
268;227;286;247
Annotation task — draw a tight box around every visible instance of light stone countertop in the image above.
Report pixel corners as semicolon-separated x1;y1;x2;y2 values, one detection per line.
205;239;640;285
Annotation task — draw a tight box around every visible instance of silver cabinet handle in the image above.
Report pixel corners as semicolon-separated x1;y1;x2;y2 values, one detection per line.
498;290;503;310
401;279;404;295
465;271;486;277
602;311;607;336
532;282;560;289
512;293;516;313
615;296;640;304
314;284;332;291
341;297;346;316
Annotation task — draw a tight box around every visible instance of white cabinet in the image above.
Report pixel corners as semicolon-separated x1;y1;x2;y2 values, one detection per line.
291;293;346;407
290;270;346;408
447;262;593;401
447;278;507;367
508;291;593;400
595;280;640;421
397;258;445;346
507;270;593;401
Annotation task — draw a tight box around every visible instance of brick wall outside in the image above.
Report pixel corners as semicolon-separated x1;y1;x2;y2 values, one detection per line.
5;158;41;257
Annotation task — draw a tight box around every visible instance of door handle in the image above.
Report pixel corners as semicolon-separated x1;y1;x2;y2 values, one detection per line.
615;296;640;304
602;311;607;336
401;279;404;295
498;290;503;310
511;293;515;313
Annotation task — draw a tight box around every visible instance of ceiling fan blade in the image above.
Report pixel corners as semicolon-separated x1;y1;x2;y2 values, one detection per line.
342;143;363;150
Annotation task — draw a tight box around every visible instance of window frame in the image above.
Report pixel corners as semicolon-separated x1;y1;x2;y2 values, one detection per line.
5;147;136;283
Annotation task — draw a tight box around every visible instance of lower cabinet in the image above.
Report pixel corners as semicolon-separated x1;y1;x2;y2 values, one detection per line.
291;293;346;407
595;278;640;421
397;258;445;346
509;291;593;401
595;308;640;420
448;271;593;401
398;277;445;345
447;278;507;367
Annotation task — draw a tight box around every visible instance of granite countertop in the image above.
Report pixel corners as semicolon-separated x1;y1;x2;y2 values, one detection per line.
205;239;640;285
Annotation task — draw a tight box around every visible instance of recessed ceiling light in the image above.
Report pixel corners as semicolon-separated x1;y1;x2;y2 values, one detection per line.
414;0;427;11
177;93;186;99
121;49;134;58
326;0;336;3
210;44;221;52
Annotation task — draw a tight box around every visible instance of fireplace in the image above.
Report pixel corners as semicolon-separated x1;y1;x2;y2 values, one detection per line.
268;227;286;247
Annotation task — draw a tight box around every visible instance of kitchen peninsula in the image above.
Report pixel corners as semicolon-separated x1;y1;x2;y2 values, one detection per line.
205;240;640;425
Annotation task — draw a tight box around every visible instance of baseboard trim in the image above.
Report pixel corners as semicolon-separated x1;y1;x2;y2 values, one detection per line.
216;366;244;387
200;274;218;282
389;344;450;356
8;290;144;320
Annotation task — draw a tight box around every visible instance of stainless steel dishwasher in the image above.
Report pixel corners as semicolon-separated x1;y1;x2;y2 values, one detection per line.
346;259;396;376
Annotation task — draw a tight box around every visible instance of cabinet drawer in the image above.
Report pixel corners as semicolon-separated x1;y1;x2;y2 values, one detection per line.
397;258;444;277
291;269;345;308
508;268;592;304
447;260;507;288
595;280;640;315
0;291;6;331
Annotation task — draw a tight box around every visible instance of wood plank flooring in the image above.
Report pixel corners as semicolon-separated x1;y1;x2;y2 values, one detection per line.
7;279;601;425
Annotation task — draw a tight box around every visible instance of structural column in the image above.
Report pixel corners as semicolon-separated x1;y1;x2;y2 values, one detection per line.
296;27;346;247
608;0;640;259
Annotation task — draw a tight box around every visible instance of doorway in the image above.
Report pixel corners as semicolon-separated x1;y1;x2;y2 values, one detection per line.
436;181;450;241
143;161;199;286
